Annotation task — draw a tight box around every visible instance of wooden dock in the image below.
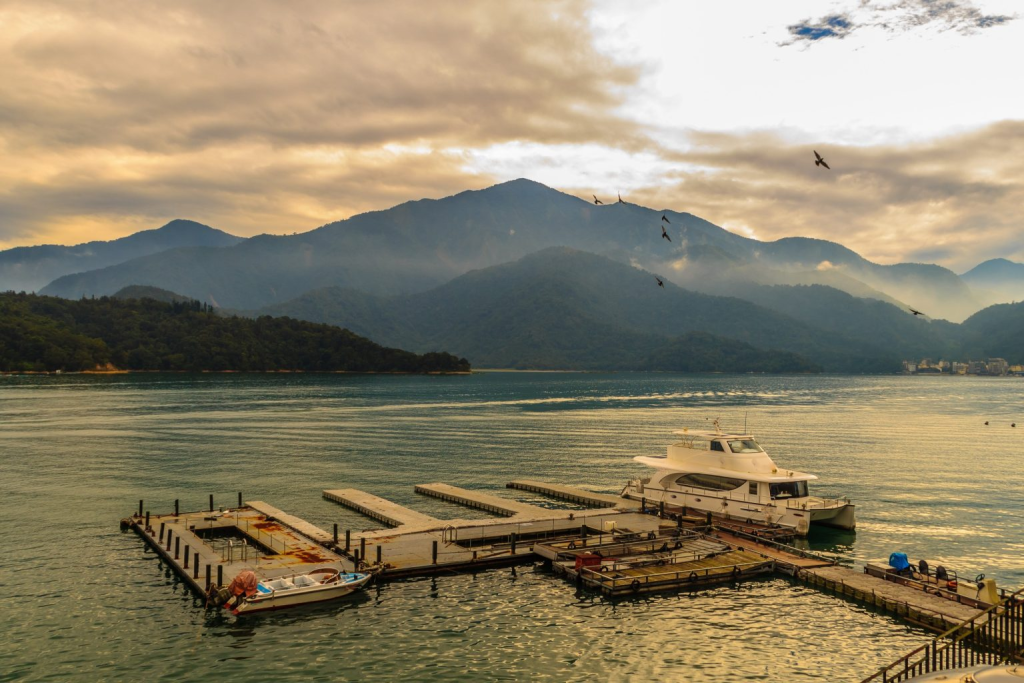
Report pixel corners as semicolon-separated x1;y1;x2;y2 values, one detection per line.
414;483;558;517
506;480;641;509
323;489;440;528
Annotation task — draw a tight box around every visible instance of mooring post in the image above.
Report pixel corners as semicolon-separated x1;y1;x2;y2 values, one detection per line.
641;496;646;513
138;499;143;517
174;499;179;516
166;529;173;551
333;523;338;544
205;564;211;590
159;522;165;543
510;533;517;555
184;545;190;568
376;545;381;565
209;494;214;512
360;537;366;562
345;529;351;552
193;554;200;580
217;565;223;587
145;511;150;531
174;536;180;560
432;540;438;565
237;491;242;508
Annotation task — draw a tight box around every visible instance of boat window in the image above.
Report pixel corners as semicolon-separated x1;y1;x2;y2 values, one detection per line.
769;481;809;499
728;440;762;453
748;482;758;496
674;473;746;491
710;441;725;452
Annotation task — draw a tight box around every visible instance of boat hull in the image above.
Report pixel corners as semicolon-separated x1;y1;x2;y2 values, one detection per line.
231;573;371;615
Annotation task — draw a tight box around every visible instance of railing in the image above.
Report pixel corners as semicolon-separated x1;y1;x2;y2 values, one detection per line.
860;587;1024;682
581;559;773;591
725;527;844;566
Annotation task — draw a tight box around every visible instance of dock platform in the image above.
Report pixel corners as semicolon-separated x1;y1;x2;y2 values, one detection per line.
323;489;439;528
414;483;556;517
506;480;640;509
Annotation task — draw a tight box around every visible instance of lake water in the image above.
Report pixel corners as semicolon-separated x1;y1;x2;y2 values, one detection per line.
1;372;1022;681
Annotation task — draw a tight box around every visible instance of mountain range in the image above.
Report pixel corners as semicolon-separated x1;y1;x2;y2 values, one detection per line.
0;220;242;294
4;179;1022;371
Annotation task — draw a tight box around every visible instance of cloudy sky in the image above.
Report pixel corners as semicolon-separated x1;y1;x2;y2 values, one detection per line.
1;0;1021;271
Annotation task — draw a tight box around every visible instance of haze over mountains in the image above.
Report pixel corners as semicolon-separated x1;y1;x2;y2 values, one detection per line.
0;220;242;294
5;179;1022;370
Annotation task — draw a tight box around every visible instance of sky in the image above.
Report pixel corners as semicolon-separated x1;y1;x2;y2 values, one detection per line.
0;0;1021;272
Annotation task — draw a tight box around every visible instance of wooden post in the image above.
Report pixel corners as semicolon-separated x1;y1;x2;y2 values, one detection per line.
205;564;211;590
360;537;366;562
333;523;338;544
217;564;223;587
193;554;200;579
184;545;190;568
174;536;180;560
345;529;351;552
166;530;172;551
159;522;165;542
510;533;517;554
432;540;438;564
209;494;214;512
145;511;150;531
376;544;381;565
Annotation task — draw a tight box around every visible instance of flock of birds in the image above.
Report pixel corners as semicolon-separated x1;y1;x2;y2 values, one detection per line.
590;150;929;317
984;421;1016;427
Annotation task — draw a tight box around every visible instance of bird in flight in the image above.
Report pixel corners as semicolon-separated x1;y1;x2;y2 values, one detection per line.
655;276;664;288
661;226;671;242
593;195;603;205
814;150;831;170
909;307;924;316
661;215;670;224
618;193;625;204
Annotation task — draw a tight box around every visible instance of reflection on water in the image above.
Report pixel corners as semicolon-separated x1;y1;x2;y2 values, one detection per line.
1;372;1021;681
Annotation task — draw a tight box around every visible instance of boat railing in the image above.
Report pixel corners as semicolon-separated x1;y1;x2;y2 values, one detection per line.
859;586;1024;682
782;496;851;511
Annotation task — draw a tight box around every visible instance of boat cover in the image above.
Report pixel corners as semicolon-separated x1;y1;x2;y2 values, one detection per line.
888;552;910;572
228;570;259;597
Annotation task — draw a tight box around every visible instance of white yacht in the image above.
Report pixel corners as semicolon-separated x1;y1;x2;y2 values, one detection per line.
621;425;855;535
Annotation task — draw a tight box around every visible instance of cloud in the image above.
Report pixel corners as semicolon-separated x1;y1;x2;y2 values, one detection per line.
0;0;645;246
781;0;1015;46
621;121;1024;272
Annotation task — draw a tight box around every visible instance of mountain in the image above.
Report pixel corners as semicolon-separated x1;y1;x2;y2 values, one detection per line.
961;259;1024;306
0;292;468;373
38;180;985;321
113;285;193;304
958;301;1024;364
1;220;243;294
257;247;900;372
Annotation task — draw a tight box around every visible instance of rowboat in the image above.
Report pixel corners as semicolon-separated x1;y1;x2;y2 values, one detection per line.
221;568;372;615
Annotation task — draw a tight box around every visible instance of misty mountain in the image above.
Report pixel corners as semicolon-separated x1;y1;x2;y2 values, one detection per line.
958;301;1024;364
961;258;1024;306
1;220;243;294
256;247;900;371
39;179;986;321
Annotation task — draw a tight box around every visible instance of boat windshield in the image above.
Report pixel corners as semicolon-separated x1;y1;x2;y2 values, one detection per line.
770;481;809;499
728;439;762;453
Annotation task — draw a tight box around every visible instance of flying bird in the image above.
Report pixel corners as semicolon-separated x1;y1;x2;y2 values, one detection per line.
618;193;625;204
593;195;603;205
984;421;989;426
661;215;670;224
655;276;664;288
909;308;924;316
661;226;671;242
814;150;831;170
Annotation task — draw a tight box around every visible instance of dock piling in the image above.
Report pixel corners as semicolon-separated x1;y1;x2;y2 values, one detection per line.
184;545;190;568
217;565;223;587
205;565;211;590
360;537;366;562
345;529;351;552
145;511;150;531
174;499;179;516
193;554;199;580
238;491;242;508
159;522;165;543
432;540;438;565
659;501;665;518
209;494;214;512
510;533;517;555
174;536;180;560
641;496;646;513
376;545;381;565
333;523;338;544
138;500;143;517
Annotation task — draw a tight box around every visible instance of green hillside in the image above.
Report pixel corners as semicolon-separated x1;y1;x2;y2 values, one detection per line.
0;292;469;373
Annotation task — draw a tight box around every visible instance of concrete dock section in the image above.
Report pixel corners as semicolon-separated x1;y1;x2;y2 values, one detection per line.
323;489;439;528
414;483;556;517
506;480;641;509
247;500;334;545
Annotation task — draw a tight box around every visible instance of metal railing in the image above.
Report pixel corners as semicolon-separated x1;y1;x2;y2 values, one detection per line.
860;587;1024;682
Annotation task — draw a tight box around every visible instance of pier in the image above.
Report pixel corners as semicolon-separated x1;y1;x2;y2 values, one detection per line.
126;478;1016;642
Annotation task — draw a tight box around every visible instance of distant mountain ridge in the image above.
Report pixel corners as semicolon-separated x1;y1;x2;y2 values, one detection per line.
961;258;1024;305
1;220;243;293
37;179;989;322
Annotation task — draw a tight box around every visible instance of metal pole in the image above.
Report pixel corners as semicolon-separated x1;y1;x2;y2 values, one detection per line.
659;501;665;518
209;494;214;512
184;545;190;568
345;529;351;552
334;523;338;544
159;522;165;542
145;511;150;531
193;554;200;579
432;540;438;564
238;491;242;508
175;536;180;560
360;537;366;561
510;533;517;554
174;499;179;516
166;530;172;551
205;564;211;590
217;565;223;587
376;545;381;565
139;500;143;517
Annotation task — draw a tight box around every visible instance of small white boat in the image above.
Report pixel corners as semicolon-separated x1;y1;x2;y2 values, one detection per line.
622;423;856;535
227;568;372;615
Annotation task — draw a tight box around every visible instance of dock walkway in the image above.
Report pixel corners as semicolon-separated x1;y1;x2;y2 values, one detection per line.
414;483;558;517
506;480;640;509
323;489;439;528
247;500;334;545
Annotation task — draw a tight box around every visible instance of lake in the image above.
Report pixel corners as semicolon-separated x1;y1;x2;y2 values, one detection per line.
1;372;1021;681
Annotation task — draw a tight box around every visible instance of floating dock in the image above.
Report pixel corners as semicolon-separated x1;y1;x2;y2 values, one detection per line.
125;479;1004;635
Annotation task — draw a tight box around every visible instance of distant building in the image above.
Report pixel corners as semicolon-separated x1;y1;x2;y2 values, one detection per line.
952;362;969;375
987;358;1010;376
903;361;918;374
